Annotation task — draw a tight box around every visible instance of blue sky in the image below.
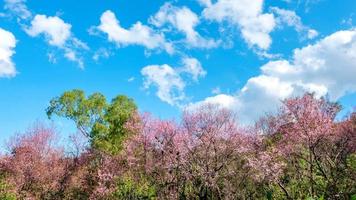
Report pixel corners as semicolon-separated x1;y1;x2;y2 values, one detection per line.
0;0;355;143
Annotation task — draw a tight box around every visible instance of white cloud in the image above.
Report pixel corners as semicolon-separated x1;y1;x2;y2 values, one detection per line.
271;7;318;39
201;0;275;50
150;3;219;49
188;29;356;124
4;0;87;67
3;0;32;20
262;29;356;100
93;48;111;61
96;10;174;54
141;57;206;105
179;57;207;81
211;87;222;95
234;75;294;124
0;28;17;78
26;15;71;47
64;49;84;67
307;29;319;39
187;94;237;110
26;15;88;67
141;64;185;105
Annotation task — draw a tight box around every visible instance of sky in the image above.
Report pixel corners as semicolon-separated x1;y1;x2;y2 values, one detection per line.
0;0;355;143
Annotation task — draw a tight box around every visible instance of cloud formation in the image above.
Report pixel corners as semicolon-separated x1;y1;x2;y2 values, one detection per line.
141;57;206;105
96;10;174;54
0;28;17;78
3;0;32;20
141;64;185;106
26;15;71;47
201;0;276;50
188;29;356;124
179;57;207;81
271;7;318;39
150;3;219;49
26;15;88;67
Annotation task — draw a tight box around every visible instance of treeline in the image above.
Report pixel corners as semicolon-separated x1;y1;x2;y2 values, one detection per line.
0;90;355;200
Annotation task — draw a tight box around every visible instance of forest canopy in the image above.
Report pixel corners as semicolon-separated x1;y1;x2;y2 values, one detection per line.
0;90;355;200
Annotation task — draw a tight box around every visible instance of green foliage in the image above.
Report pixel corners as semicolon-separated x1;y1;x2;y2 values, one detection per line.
347;154;356;170
351;194;356;200
46;89;137;154
1;92;352;199
113;175;156;200
0;176;16;200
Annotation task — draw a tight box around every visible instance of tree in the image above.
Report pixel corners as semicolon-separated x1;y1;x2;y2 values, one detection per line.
1;92;354;199
0;124;66;199
46;89;138;154
125;105;262;199
259;93;355;199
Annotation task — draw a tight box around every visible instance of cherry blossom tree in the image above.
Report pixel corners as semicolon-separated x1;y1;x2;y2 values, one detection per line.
257;93;355;199
0;92;354;199
0;124;66;199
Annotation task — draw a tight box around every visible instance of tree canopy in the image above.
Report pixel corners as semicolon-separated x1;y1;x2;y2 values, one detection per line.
0;92;353;199
46;89;137;154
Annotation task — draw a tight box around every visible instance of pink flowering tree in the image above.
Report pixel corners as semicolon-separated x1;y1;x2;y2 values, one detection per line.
124;105;265;199
180;105;254;199
124;113;185;199
0;92;354;199
0;124;66;199
258;93;355;199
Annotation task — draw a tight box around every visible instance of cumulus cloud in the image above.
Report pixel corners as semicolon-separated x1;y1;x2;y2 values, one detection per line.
26;15;88;67
141;64;185;105
0;28;17;78
261;29;356;99
179;57;207;81
187;29;356;124
271;7;318;39
26;15;71;46
4;0;88;67
3;0;32;20
201;0;275;50
141;57;206;105
187;94;237;110
150;3;219;49
96;10;174;54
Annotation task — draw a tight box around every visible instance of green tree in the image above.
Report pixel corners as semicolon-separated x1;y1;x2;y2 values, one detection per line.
0;175;16;200
113;175;156;200
46;89;137;154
